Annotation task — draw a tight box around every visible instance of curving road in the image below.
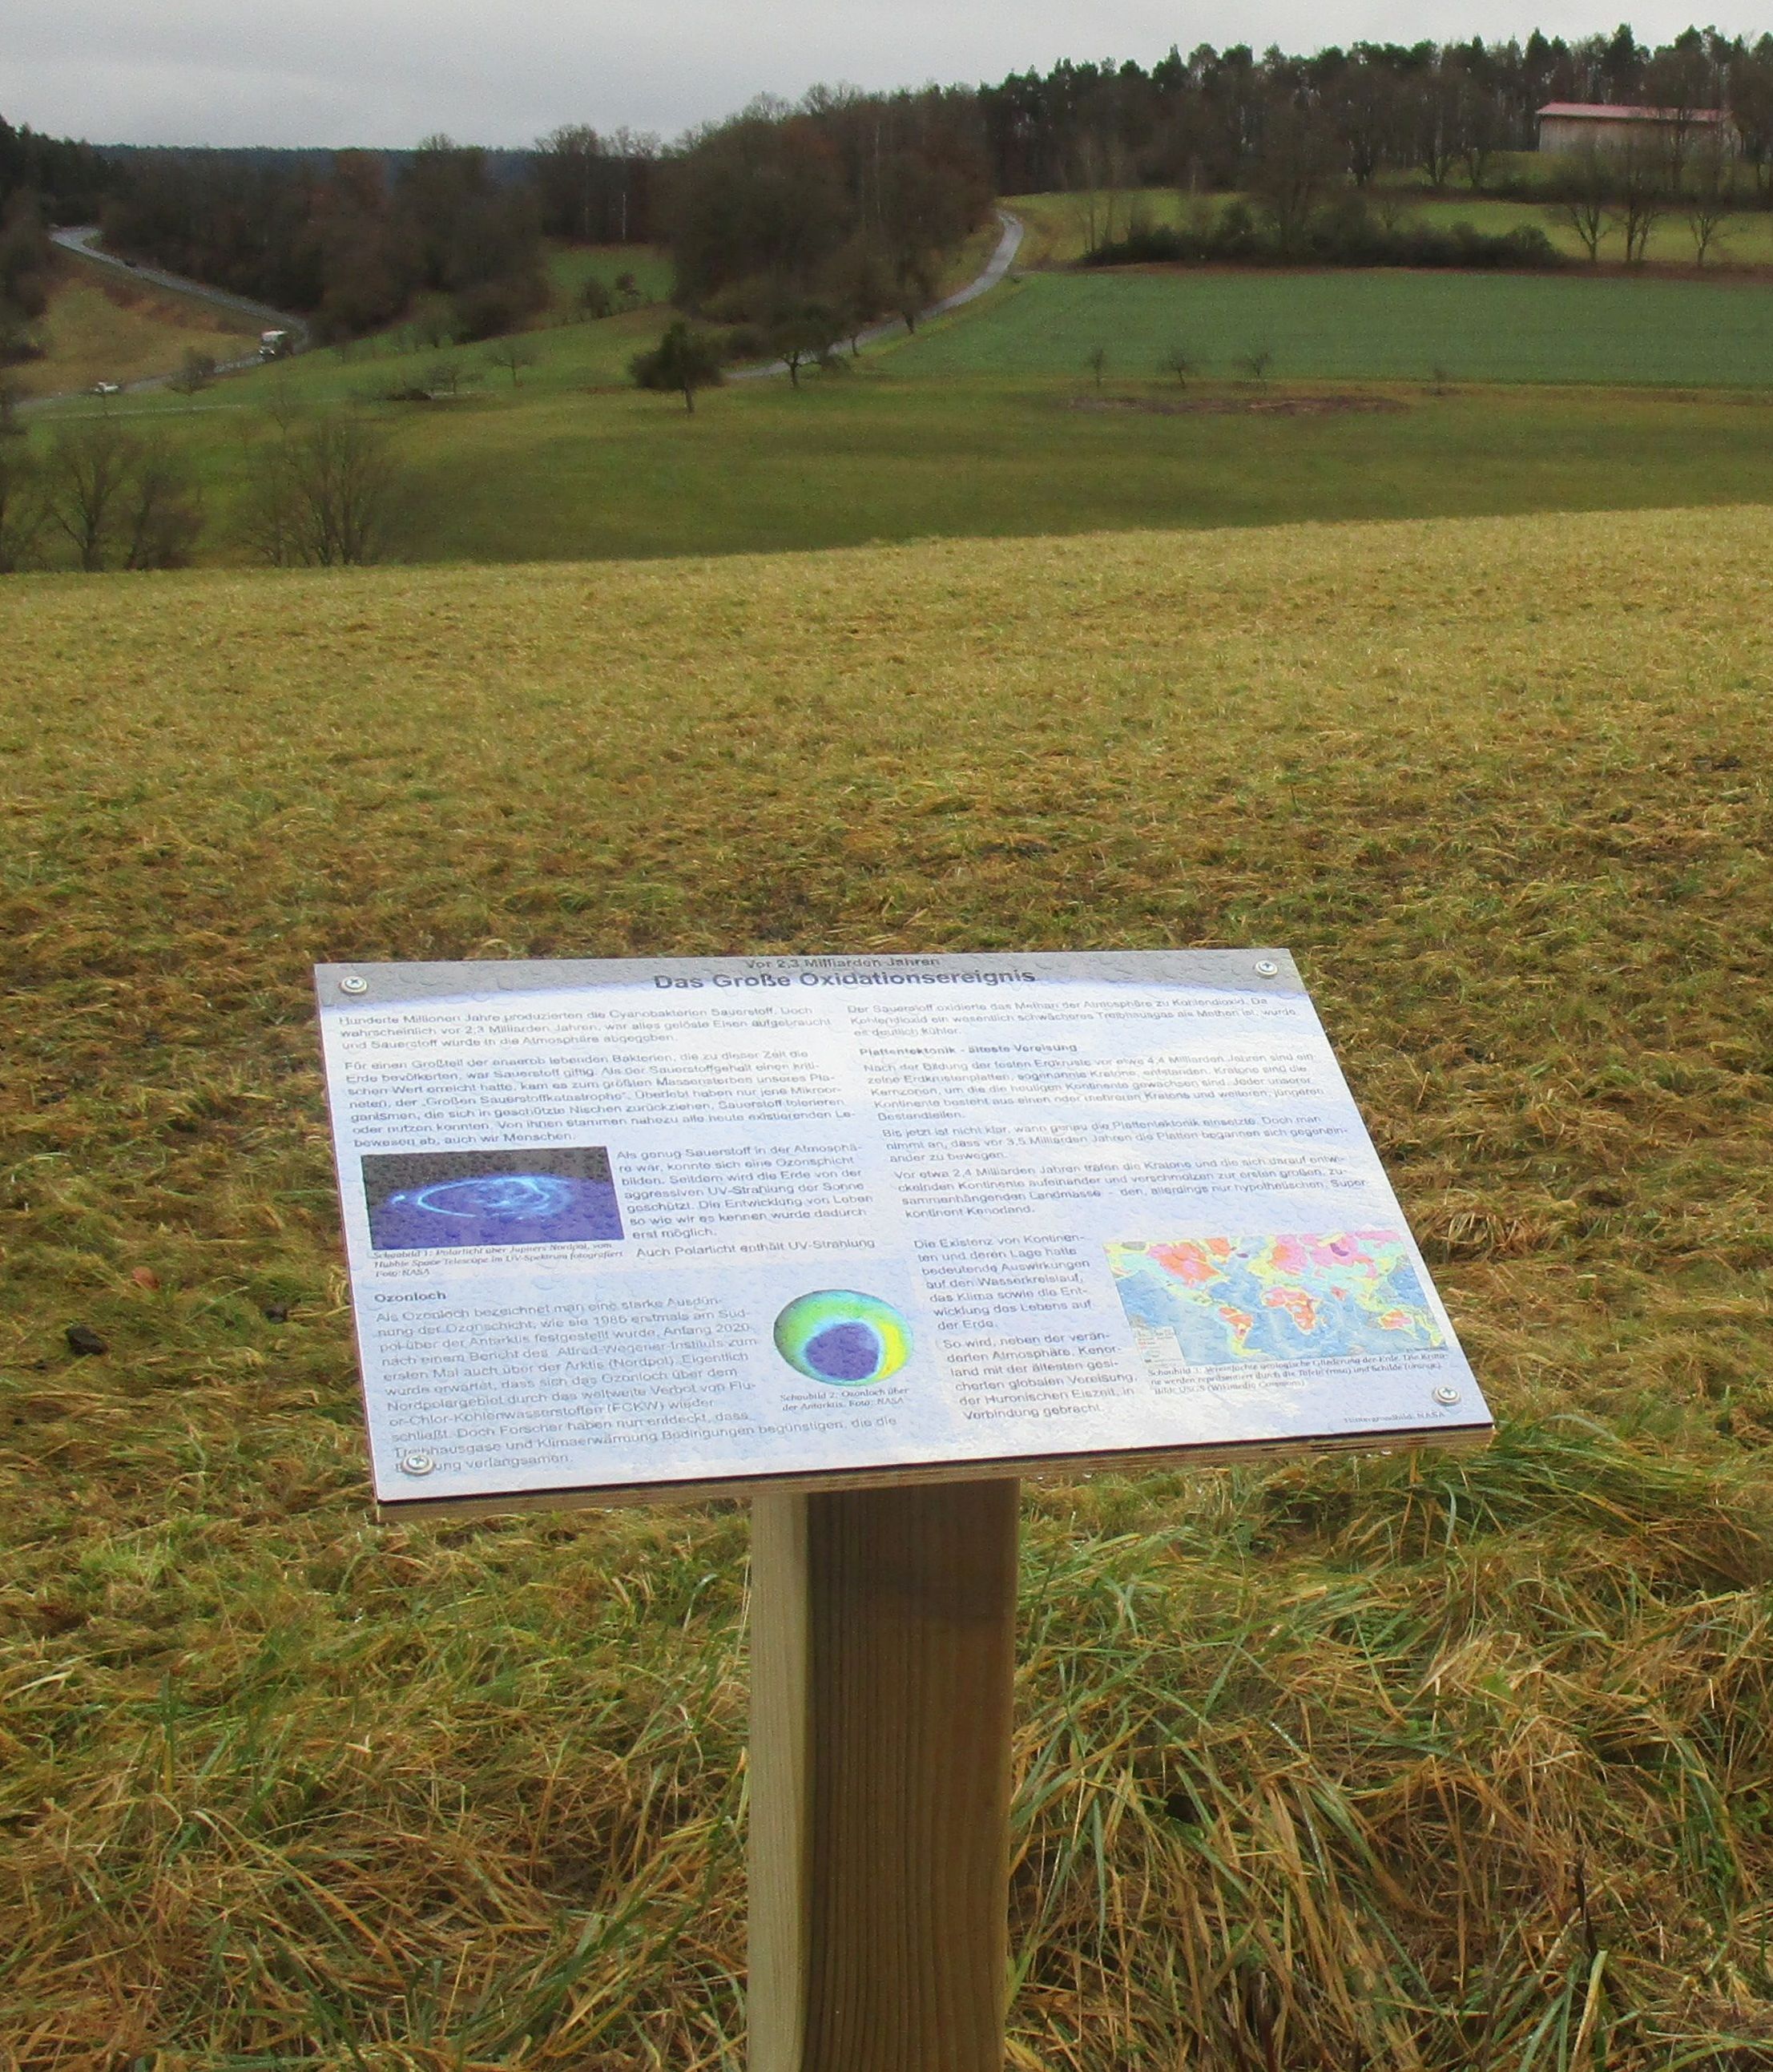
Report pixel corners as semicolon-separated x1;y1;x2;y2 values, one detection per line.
732;208;1023;380
30;211;1021;406
39;225;310;399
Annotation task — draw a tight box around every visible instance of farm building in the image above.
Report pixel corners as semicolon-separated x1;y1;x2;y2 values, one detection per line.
1536;102;1738;154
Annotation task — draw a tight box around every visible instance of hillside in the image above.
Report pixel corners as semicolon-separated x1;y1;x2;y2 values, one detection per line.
4;507;1772;2066
20;210;1773;571
10;251;255;400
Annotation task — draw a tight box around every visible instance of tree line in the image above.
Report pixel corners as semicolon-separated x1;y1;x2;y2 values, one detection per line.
0;116;106;371
6;21;1773;363
979;27;1773;200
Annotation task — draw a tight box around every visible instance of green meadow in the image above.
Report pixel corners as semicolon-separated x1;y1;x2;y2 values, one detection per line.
893;265;1773;386
41;361;1773;569
247;378;1773;562
5;506;1773;2066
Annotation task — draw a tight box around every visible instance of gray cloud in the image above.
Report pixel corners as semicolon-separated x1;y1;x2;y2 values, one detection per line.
6;0;1764;148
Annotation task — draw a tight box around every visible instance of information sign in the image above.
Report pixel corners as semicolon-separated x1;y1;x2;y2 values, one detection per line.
314;951;1489;1510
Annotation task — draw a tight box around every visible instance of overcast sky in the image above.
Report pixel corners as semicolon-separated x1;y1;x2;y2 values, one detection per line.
6;0;1760;149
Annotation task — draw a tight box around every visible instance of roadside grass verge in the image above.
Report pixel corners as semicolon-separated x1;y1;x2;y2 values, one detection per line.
3;506;1773;2064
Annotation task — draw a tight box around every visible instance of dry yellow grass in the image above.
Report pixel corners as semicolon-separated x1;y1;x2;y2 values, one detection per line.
3;506;1773;2066
14;256;255;399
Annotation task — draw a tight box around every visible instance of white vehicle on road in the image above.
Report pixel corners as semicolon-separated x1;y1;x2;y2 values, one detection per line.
91;381;121;396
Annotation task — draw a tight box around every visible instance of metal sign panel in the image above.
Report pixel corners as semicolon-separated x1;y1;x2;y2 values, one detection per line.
313;952;1490;1510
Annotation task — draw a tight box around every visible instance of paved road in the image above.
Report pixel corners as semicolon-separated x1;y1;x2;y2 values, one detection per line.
733;208;1024;380
35;226;311;402
29;211;1021;409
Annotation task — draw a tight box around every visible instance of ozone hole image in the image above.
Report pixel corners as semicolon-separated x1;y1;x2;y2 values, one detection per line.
362;1147;623;1249
773;1291;913;1385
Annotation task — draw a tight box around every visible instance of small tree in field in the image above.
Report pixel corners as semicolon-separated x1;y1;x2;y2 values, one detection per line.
767;301;840;389
825;236;891;357
630;321;724;413
485;337;538;386
892;250;937;334
1238;344;1275;385
1085;345;1108;389
1161;345;1199;387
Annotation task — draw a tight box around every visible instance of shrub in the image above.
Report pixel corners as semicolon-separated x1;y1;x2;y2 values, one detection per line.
630;320;724;413
452;272;549;344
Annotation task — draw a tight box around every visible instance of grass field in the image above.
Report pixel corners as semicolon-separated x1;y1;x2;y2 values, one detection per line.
12;253;256;399
543;242;674;311
892;265;1773;386
294;379;1773;560
5;506;1773;2066
26;366;1773;568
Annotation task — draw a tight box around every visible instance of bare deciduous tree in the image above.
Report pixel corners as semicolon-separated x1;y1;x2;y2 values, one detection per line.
1684;134;1736;265
237;412;408;566
119;440;203;569
1610;136;1667;266
45;420;202;571
1085;345;1109;389
0;437;46;572
1548;146;1614;265
46;420;137;570
1161;345;1198;387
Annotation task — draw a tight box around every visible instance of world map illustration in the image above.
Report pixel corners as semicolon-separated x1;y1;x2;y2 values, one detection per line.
1105;1232;1443;1368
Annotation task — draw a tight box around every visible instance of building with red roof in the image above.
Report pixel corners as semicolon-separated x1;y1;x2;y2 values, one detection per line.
1537;103;1738;155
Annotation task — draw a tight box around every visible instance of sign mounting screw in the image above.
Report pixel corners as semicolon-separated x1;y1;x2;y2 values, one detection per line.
1433;1385;1462;1406
398;1452;436;1476
339;974;368;996
1254;958;1279;978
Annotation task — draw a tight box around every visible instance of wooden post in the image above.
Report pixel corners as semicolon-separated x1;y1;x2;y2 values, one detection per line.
749;1478;1020;2072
